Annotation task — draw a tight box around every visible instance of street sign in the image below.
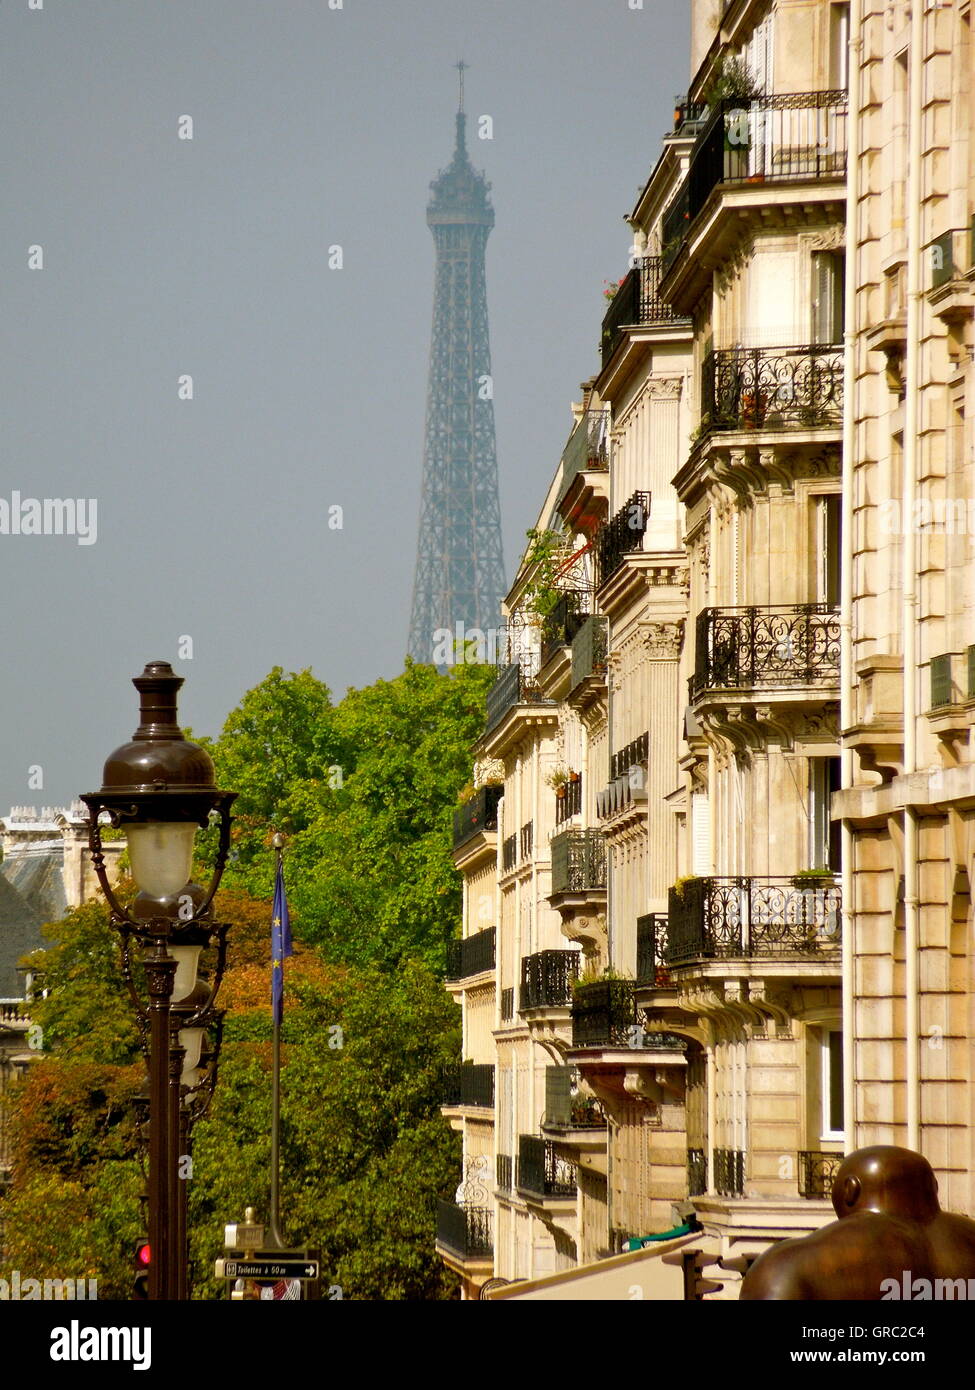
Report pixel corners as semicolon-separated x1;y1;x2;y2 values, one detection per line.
224;1222;265;1250
216;1257;319;1281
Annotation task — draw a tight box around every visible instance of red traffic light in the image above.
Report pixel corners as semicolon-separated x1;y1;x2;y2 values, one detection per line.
136;1242;151;1267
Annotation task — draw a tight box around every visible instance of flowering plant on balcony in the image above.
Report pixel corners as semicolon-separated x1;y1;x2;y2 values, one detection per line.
603;277;626;302
545;764;570;790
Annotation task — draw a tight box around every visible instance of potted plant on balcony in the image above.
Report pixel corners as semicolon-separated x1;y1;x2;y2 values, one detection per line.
741;388;767;428
547;765;570;798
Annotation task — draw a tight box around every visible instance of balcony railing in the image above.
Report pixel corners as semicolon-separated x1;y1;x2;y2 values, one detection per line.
452;784;502;850
929;220;975;289
662;90;848;272
442;1062;495;1109
687;1148;707;1197
520;950;579;1011
496;1153;513;1192
555;774;582;825
517;1135;576;1200
600;256;691;367
485;663;552;733
445;926;496;981
798;1149;843;1200
545;1096;606;1131
540;594;586;668
500;987;514;1022
636;912;670;986
559;408;610;500
666;876;841;964
571;979;641;1048
691;604;841;697
436;1199;493;1259
596;491;651;587
570;615;608;691
714;1147;745;1198
610;731;649;781
550;829;606;895
701;345;844;433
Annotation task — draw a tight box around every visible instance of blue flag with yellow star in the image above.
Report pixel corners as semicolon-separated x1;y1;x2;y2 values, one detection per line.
271;860;293;1026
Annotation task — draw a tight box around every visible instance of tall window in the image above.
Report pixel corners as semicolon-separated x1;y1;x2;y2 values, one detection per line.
829;3;850;91
809;757;842;872
821;1029;844;1141
816;494;842;606
811;251;845;345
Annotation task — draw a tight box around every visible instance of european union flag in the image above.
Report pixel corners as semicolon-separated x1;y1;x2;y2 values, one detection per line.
271;860;294;1027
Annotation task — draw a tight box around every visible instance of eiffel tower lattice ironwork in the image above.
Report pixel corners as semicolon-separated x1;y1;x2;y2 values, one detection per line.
408;65;506;663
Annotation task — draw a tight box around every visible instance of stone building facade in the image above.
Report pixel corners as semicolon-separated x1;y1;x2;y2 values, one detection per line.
437;0;974;1299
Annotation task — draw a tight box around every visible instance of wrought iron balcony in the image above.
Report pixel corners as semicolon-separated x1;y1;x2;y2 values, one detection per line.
520;950;579;1011
496;1153;513;1192
540;594;586;668
485;663;552;733
445;926;496;981
550;828;606;895
798;1149;843;1200
542;1094;606;1132
691;604;841;698
596;491;651;587
571;979;641;1048
665;876;841;965
714;1148;745;1198
636;912;670;986
661;90;848;272
687;1147;707;1197
517;1135;576;1200
452;784;502;850
555;774;582;825
610;731;649;781
442;1062;495;1109
600;256;691;367
436;1198;493;1260
701;345;844;433
570;615;607;692
559;408;610;500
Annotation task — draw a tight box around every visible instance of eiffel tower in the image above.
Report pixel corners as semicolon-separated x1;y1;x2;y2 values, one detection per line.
407;64;507;664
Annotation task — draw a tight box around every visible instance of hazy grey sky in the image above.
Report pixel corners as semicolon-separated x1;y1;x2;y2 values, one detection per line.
0;0;688;806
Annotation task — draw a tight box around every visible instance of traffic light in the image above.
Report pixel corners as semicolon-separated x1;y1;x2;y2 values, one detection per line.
133;1240;151;1300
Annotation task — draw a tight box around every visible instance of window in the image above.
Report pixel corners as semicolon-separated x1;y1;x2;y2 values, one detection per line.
821;1029;844;1141
829;3;850;91
816;494;842;606
809;757;842;872
811;251;845;345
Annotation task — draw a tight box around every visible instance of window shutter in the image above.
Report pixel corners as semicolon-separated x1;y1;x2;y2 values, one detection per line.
692;792;711;876
545;1065;572;1127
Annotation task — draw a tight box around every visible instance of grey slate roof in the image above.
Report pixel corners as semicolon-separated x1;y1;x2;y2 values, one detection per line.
0;852;66;999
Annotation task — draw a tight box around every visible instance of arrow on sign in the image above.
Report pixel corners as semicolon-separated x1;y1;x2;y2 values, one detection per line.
215;1258;319;1281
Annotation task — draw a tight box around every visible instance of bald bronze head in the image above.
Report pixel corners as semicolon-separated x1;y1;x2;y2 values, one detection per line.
740;1145;975;1300
831;1146;941;1224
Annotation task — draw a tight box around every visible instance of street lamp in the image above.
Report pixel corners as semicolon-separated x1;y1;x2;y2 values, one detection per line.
81;660;236;1300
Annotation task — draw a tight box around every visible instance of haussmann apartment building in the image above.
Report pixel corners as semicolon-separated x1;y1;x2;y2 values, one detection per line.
435;0;975;1301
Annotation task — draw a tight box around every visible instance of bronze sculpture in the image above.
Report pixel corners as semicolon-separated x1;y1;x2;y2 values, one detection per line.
741;1146;975;1299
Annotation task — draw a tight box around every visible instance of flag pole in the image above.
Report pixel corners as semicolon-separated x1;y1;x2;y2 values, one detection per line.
269;831;286;1250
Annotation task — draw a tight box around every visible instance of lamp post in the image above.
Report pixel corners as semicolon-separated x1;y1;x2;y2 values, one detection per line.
81;661;236;1300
